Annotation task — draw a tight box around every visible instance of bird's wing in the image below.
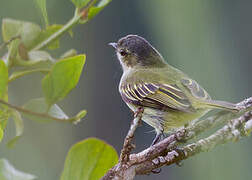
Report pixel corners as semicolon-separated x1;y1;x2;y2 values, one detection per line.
180;78;211;100
120;82;193;112
181;78;239;111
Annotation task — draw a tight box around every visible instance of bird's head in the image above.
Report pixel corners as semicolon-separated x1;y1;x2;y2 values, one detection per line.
109;35;166;71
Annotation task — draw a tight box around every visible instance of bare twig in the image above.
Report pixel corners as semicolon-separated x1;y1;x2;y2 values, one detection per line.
102;97;252;180
102;108;143;180
119;108;143;164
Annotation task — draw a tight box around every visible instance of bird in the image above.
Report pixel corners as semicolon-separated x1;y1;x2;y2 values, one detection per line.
109;35;239;145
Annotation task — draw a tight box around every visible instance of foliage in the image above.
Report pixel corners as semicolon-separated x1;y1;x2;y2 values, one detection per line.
0;0;116;179
0;61;8;99
61;138;118;180
42;55;85;106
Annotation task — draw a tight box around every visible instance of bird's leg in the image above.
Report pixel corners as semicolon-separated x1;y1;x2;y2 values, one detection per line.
151;157;163;174
151;133;161;146
150;129;164;173
134;106;144;118
151;130;164;146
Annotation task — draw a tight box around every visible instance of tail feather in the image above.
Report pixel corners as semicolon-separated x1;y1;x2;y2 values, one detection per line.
200;100;239;112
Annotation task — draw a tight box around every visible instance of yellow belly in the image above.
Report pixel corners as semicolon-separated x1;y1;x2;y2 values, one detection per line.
126;103;208;134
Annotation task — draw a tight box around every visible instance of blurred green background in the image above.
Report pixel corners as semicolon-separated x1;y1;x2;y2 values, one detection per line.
1;0;252;179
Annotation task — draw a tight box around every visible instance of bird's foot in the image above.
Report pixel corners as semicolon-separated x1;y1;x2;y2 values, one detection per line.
151;157;163;174
151;168;162;174
150;130;164;146
174;128;187;143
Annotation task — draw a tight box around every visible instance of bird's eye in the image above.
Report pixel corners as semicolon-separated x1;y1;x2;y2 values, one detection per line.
119;49;127;56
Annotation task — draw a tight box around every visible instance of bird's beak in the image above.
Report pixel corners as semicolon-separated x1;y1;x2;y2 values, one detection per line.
108;42;118;49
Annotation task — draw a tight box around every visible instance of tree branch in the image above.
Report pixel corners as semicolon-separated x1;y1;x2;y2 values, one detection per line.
102;97;252;180
119;108;143;164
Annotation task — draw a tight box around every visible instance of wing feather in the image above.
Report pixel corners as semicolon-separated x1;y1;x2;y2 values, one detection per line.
181;78;211;100
120;82;192;112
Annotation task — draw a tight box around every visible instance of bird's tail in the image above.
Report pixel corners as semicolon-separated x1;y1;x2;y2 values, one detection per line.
199;99;239;112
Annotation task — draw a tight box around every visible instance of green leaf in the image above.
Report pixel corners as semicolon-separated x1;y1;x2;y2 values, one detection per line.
71;0;92;9
61;138;118;180
0;159;36;180
2;18;41;50
34;0;49;26
23;98;68;122
87;0;112;20
0;127;3;143
75;110;87;120
72;110;87;124
7;110;24;148
0;108;10;143
0;60;8;99
42;55;85;105
0;109;10;130
0;111;8;142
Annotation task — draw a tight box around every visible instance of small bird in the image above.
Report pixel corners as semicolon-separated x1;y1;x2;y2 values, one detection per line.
109;35;239;145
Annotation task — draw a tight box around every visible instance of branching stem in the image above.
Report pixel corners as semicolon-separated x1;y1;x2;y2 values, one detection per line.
0;99;76;123
102;97;252;180
32;0;97;51
8;68;50;82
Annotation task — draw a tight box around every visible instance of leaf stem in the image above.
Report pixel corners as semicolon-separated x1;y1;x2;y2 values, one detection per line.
0;99;75;123
32;0;99;51
32;10;81;51
8;68;50;83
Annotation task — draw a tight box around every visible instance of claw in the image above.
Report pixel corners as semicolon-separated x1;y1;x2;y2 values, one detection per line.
174;128;187;143
151;130;164;146
151;168;162;174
